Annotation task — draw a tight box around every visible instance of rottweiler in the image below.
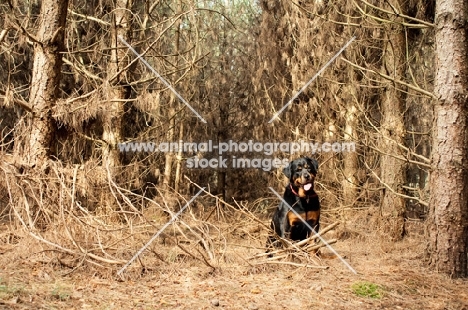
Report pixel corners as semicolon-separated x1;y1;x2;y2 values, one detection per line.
267;157;320;250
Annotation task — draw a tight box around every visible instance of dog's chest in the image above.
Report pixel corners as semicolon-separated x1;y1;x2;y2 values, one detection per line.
296;197;319;211
286;197;320;225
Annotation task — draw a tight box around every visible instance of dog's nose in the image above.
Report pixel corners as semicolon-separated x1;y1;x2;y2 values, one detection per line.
304;173;310;179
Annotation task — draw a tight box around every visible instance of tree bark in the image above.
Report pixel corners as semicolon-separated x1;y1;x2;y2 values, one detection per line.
174;122;184;192
14;0;69;168
343;104;358;205
102;0;132;170
163;0;183;190
379;3;407;240
429;0;468;278
163;107;175;188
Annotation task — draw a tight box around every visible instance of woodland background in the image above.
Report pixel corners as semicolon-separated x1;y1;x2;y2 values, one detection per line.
1;0;468;303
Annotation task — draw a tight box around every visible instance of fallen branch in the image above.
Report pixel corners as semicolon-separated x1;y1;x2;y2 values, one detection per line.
304;239;338;252
251;222;340;259
254;261;329;269
177;242;215;270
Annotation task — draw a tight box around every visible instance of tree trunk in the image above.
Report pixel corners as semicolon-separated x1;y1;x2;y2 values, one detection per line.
343;103;358;207
163;108;175;188
429;0;468;278
215;15;229;202
174;122;184;192
14;0;69;168
102;0;132;170
379;4;407;240
163;0;182;190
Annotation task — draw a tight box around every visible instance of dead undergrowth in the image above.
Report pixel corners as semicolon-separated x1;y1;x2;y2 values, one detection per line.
0;159;467;309
1;220;467;309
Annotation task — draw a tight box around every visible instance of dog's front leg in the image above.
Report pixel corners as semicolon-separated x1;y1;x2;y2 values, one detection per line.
274;202;289;238
266;202;288;251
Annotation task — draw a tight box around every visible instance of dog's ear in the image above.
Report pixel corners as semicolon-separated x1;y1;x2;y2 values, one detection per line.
311;158;319;173
283;161;292;178
305;157;319;174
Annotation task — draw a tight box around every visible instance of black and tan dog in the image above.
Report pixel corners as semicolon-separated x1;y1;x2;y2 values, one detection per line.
267;157;320;250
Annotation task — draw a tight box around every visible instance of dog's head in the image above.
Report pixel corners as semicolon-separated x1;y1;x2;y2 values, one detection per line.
283;157;319;197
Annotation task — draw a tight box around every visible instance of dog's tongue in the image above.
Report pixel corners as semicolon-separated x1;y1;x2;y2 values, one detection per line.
304;183;312;191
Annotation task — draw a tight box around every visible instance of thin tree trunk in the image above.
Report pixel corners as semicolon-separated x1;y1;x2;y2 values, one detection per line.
102;0;132;170
215;14;229;202
14;0;69;168
174;122;184;192
429;0;468;278
163;107;175;188
216;112;227;202
343;103;358;207
163;0;182;190
379;4;407;240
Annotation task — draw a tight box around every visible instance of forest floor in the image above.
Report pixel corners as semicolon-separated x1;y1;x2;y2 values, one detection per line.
0;212;467;310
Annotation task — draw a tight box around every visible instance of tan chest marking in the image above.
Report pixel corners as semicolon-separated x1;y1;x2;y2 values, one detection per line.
287;210;320;226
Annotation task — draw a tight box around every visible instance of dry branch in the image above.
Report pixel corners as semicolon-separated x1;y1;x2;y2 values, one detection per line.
0;89;32;112
68;9;111;26
360;109;431;165
62;57;102;81
184;175;272;231
341;57;437;99
304;239;338;252
177;242;215;270
361;0;434;27
255;261;329;269
252;235;338;260
364;161;429;206
256;221;340;259
0;29;8;43
354;0;430;28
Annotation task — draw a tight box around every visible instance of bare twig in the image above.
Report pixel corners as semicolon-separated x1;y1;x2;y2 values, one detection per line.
354;0;430;28
0;89;32;112
0;29;8;43
364;161;429;206
177;242;216;270
341;57;436;99
63;57;102;81
254;261;329;269
363;0;434;27
68;9;111;26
